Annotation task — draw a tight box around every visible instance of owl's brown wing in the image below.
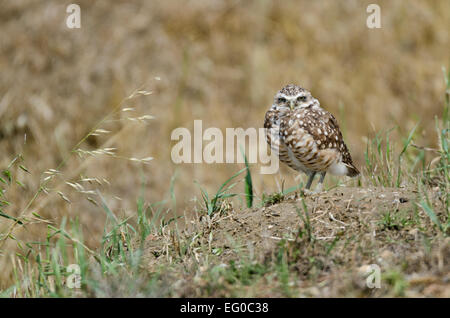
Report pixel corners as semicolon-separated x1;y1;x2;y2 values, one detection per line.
322;111;359;176
264;108;284;151
264;108;277;130
264;109;305;172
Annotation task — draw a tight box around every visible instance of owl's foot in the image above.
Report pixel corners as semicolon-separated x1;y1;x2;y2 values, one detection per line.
300;184;324;196
314;183;324;193
300;189;314;196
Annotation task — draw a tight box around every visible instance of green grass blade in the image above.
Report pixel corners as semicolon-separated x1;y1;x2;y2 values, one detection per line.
0;209;23;225
420;201;443;232
243;152;253;208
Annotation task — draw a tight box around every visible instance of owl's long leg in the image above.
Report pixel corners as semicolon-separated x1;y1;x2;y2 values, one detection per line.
319;172;326;184
314;172;327;193
305;172;316;190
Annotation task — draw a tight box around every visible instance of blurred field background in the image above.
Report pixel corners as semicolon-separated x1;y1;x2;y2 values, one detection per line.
0;0;449;287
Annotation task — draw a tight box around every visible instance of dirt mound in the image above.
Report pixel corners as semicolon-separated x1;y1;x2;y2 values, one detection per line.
213;187;413;247
139;186;448;297
142;187;417;263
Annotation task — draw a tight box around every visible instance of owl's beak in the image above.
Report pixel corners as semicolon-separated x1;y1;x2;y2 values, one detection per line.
289;100;295;110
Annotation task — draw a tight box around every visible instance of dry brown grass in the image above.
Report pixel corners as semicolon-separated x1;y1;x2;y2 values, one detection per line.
0;0;449;290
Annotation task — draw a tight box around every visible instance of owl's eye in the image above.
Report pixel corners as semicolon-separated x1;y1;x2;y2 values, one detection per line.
297;96;307;102
277;97;287;103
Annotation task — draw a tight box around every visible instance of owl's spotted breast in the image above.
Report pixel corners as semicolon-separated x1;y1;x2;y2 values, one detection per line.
283;106;358;175
282;127;337;173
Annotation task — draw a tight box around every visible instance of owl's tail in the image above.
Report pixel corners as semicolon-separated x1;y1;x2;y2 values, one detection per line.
345;163;360;177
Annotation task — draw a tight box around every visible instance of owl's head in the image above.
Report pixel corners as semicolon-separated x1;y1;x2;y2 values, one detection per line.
273;84;314;110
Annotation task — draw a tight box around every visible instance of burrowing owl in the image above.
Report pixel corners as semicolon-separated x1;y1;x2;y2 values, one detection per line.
264;84;359;191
